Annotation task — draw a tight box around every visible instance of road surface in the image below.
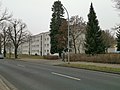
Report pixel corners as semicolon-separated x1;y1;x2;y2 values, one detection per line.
0;59;120;90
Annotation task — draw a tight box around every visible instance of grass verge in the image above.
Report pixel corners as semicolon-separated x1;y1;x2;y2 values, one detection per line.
59;63;120;74
6;54;44;59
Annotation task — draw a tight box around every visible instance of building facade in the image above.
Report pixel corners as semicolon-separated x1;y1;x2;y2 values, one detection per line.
19;31;86;56
20;32;50;56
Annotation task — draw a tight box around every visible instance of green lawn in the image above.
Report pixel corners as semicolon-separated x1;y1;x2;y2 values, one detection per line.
6;54;43;59
59;63;120;74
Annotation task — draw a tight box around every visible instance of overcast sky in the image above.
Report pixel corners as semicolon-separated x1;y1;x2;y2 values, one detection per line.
2;0;120;35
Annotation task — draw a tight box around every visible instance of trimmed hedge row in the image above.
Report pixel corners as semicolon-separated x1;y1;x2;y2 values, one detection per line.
68;54;120;64
43;55;59;60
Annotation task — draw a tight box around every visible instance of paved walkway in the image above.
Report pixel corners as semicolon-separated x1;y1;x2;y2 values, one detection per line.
0;75;9;90
0;74;18;90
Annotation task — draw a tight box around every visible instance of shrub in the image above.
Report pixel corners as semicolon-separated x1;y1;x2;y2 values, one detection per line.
69;54;120;64
43;55;59;60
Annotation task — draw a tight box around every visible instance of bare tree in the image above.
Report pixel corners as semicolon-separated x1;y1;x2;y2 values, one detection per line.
7;19;29;58
0;33;2;54
70;15;86;54
101;30;116;53
0;9;12;22
57;19;68;57
0;8;12;54
0;22;10;57
77;34;85;53
113;0;120;9
5;36;13;58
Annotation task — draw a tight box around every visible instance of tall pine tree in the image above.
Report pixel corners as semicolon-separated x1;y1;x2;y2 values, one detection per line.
85;3;105;55
116;28;120;51
50;0;64;54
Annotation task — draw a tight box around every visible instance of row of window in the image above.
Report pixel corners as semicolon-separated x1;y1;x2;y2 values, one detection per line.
22;44;50;48
31;37;49;42
44;44;49;47
22;50;50;54
44;50;49;53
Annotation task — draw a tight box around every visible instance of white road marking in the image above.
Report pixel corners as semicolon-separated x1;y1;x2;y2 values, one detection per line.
17;64;25;68
52;72;81;81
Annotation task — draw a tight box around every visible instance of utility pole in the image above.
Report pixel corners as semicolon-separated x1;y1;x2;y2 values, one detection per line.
62;5;70;64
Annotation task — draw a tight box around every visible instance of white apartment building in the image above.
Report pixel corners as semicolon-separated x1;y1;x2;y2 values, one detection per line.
20;32;50;56
19;31;86;56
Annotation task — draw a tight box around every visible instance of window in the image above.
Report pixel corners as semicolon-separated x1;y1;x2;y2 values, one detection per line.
44;50;46;53
44;44;46;47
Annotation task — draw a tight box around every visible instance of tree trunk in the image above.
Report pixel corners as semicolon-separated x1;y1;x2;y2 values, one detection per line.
29;41;30;55
0;35;2;54
3;48;6;57
14;46;18;59
0;43;1;54
3;40;6;57
9;46;11;58
73;39;77;54
59;52;62;58
78;48;80;54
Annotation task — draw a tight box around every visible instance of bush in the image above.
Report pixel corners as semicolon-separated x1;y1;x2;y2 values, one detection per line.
43;55;59;60
69;54;120;64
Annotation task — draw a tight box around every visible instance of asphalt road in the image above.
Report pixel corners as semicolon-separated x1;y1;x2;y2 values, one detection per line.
0;59;120;90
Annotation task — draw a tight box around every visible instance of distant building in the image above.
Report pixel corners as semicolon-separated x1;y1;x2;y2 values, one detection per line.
107;44;117;53
18;31;86;55
20;32;50;56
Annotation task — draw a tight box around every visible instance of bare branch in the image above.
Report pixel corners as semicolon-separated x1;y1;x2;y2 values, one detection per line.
6;19;29;58
70;15;86;53
0;8;12;22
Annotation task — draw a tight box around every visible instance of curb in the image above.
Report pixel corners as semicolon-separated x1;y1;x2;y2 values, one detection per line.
0;75;18;90
0;78;10;90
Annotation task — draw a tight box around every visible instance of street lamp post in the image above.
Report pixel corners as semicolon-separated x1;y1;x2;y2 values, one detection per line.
62;5;70;64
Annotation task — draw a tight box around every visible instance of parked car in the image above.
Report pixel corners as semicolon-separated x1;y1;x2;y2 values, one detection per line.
0;54;4;59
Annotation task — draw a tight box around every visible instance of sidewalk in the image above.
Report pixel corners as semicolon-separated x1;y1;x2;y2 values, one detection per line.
0;75;18;90
17;58;65;65
0;76;10;90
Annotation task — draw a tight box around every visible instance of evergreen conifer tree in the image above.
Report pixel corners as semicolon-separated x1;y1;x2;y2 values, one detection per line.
85;3;105;55
50;0;64;54
116;28;120;51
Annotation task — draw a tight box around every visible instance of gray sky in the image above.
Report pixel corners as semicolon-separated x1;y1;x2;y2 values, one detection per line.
2;0;120;35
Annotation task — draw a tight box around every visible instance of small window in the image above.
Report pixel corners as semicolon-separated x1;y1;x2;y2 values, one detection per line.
44;44;46;47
